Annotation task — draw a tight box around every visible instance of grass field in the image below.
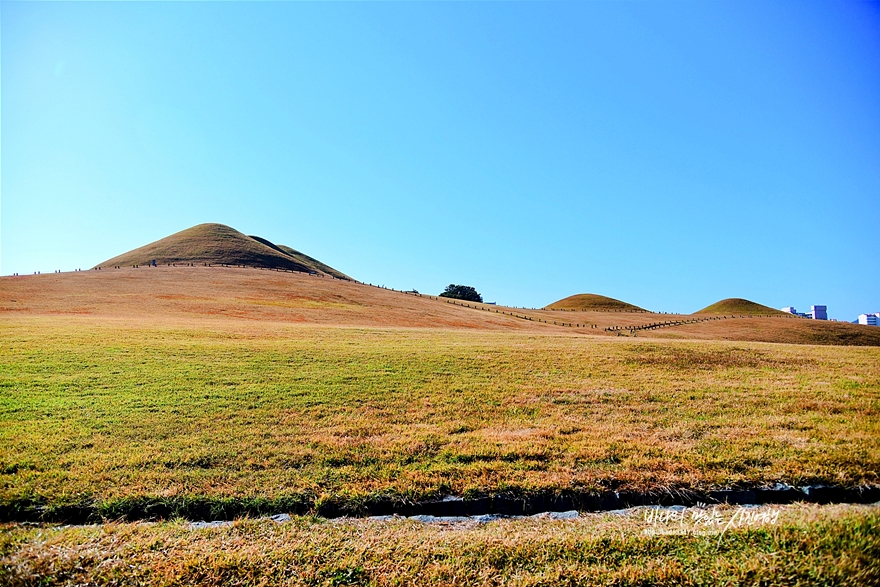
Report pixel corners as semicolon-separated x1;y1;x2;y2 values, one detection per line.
2;504;878;586
2;268;879;584
2;315;878;514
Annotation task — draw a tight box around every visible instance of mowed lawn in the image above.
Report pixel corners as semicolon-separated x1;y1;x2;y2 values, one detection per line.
1;316;878;510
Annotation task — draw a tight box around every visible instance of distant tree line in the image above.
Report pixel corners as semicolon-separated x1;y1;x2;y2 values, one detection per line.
439;284;482;303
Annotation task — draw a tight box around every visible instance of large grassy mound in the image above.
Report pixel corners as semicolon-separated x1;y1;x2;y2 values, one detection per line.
695;298;786;316
95;223;348;277
546;293;645;311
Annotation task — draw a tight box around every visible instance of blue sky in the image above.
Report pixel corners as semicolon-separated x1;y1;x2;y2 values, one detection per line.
2;1;878;318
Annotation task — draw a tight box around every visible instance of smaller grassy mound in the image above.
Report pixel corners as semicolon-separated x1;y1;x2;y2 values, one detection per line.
545;293;645;312
695;298;786;316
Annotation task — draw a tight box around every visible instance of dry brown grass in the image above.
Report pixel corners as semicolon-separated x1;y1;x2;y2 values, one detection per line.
3;267;877;346
0;267;543;331
2;504;878;586
545;293;646;312
695;298;788;316
95;223;349;277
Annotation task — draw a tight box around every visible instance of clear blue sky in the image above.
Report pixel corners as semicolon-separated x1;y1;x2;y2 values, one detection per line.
2;1;878;318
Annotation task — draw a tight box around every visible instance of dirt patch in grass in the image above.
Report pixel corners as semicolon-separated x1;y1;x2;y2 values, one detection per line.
625;345;816;370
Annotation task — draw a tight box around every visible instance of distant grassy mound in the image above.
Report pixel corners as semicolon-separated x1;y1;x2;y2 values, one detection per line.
695;298;785;316
95;223;348;277
545;293;645;312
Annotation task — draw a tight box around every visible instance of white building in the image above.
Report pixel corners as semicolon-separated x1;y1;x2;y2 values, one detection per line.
780;305;827;319
858;313;880;326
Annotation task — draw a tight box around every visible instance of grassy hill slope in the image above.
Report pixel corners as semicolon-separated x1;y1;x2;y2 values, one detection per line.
3;268;878;345
95;223;347;277
695;298;786;316
546;293;645;312
275;244;350;280
0;266;543;331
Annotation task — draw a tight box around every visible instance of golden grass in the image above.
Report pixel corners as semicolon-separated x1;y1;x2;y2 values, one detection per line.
2;269;879;582
0;268;543;331
2;504;878;586
1;315;877;509
3;268;879;346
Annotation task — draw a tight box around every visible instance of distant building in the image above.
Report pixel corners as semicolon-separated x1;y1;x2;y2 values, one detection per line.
858;313;880;326
780;305;827;320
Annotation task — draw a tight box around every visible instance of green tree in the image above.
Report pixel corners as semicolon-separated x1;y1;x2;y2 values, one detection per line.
439;284;483;303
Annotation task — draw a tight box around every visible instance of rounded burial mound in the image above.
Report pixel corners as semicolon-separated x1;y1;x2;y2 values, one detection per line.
95;223;348;277
695;298;786;316
545;293;645;312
